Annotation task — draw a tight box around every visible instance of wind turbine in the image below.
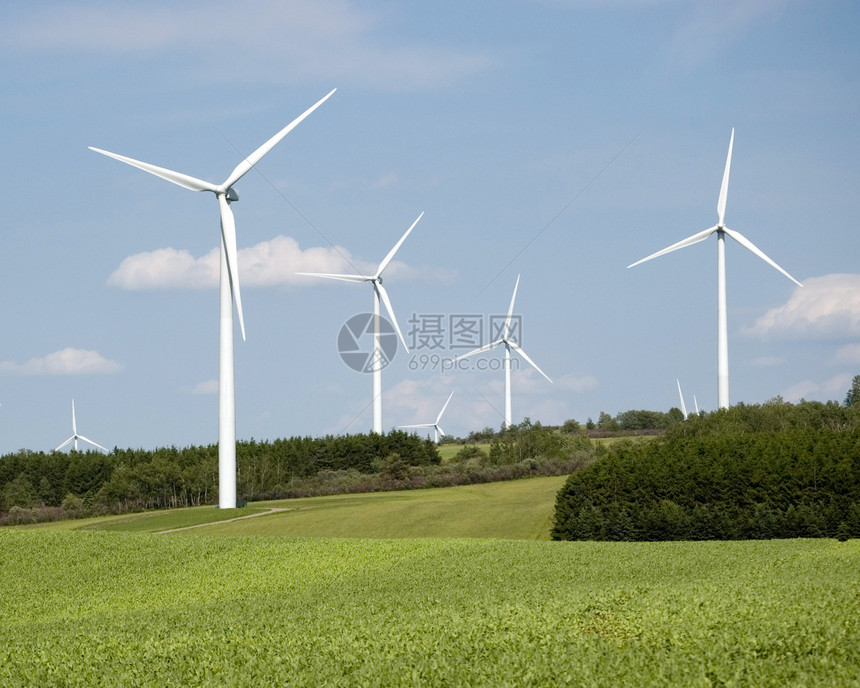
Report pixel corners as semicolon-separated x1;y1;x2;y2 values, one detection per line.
55;400;108;453
91;89;335;508
298;213;423;433
676;378;689;419
628;129;802;410
456;275;552;428
399;391;454;444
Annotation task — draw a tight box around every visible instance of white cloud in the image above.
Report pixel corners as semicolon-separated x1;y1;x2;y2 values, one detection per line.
108;247;220;290
108;235;455;290
831;342;860;366
0;348;122;376
745;274;860;340
186;379;219;396
3;1;491;90
781;373;852;404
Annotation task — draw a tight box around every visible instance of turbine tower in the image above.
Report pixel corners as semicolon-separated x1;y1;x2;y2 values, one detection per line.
91;89;335;508
628;129;802;410
298;213;422;433
55;400;108;453
456;275;552;428
399;391;454;443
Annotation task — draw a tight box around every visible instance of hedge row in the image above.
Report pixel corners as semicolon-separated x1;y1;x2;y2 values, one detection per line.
553;422;860;541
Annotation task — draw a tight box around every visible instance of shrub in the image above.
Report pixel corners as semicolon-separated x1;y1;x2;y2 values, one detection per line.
553;405;860;541
61;493;85;514
452;445;487;462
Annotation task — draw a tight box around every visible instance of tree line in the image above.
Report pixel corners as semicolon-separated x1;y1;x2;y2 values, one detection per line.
553;398;860;541
0;431;439;517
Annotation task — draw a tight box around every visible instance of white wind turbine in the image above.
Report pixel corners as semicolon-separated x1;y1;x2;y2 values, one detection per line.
456;275;552;428
628;129;802;410
676;379;701;420
399;391;454;444
676;378;689;419
298;213;423;433
91;89;335;508
55;400;108;453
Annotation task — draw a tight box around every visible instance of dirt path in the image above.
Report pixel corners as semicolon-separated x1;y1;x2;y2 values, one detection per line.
155;507;292;534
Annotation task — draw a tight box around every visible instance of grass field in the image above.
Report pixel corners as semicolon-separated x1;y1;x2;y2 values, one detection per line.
436;442;490;460
0;531;856;687
149;475;564;539
18;475;567;539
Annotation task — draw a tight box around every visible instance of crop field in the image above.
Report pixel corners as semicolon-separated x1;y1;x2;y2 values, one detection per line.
0;531;856;687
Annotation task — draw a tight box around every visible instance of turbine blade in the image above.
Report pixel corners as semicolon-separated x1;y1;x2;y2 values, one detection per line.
376;282;409;353
296;272;368;283
399;423;434;429
694;395;699;415
456;339;504;361
89;147;218;192
627;226;718;269
505;275;520;339
437;425;446;437
717;128;734;226
436;391;455;424
508;340;552;383
677;379;688;419
55;436;75;452
722;227;803;287
71;400;77;435
376;212;424;278
223;89;337;189
219;196;246;341
78;435;109;453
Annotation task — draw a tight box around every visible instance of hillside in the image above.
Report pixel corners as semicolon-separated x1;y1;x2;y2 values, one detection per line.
27;475;568;540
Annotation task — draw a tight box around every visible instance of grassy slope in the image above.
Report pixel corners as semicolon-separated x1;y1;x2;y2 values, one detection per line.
0;531;856;687
24;475;567;539
203;475;566;539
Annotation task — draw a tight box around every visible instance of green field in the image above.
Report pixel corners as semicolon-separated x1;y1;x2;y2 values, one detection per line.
0;531;856;687
93;475;565;539
436;442;490;460
4;476;858;685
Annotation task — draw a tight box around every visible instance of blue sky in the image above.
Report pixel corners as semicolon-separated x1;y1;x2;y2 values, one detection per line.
1;0;859;453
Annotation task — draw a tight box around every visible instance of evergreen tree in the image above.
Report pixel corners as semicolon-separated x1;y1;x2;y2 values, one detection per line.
845;375;860;407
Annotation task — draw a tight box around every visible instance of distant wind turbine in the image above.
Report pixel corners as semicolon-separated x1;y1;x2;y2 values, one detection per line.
90;89;336;508
677;379;689;419
456;275;552;428
399;391;455;444
298;213;423;433
628;129;802;410
55;400;108;453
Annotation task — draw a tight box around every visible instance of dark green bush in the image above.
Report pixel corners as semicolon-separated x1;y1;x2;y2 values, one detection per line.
553;401;860;541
